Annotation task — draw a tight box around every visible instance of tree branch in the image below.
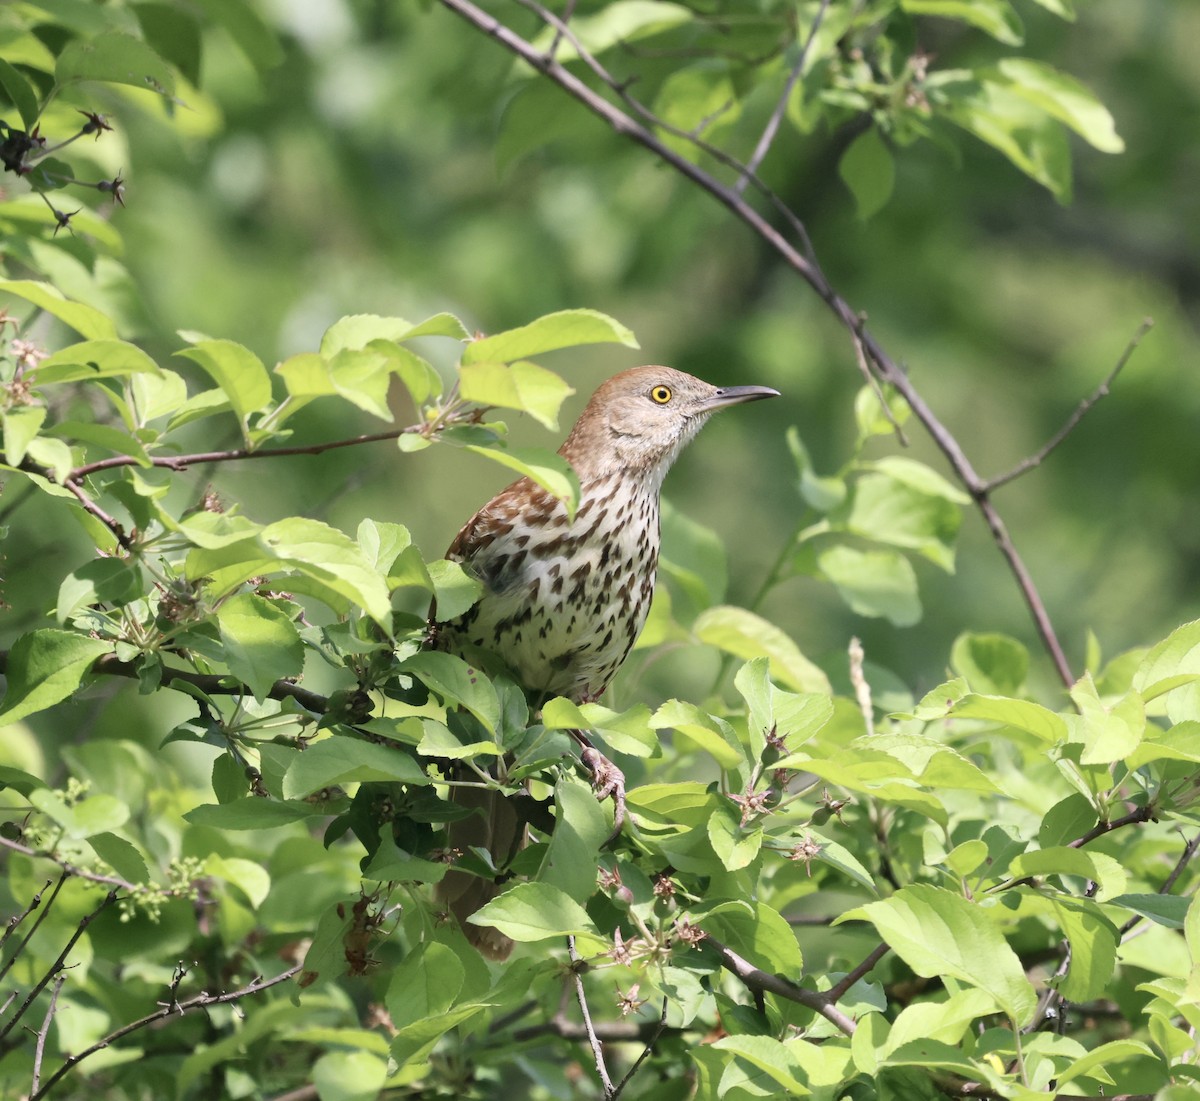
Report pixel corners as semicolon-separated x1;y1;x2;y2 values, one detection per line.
437;0;1076;688
567;936;615;1099
1067;804;1155;849
826;941;890;1004
30;974;66;1097
0;873;67;986
28;964;302;1100
984;319;1154;492
0;835;138;892
736;0;831;193
705;935;857;1035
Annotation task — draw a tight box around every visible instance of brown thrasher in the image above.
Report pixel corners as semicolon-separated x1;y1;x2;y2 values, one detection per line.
431;365;779;957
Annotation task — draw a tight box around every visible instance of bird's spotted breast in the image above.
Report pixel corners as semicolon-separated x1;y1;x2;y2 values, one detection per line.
434;474;659;703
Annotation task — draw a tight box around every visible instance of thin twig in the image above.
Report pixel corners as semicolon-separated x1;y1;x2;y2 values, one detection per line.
848;636;875;737
547;0;577;60
29;964;302;1100
984;318;1154;492
826;941;890;1003
65;425;422;483
1119;830;1200;937
0;873;68;986
0;889;118;1044
438;0;1076;689
736;0;832;192
611;998;668;1101
30;973;67;1096
849;313;908;444
0;878;52;955
0;837;137;891
705;935;856;1035
567;935;615;1098
1067;805;1154;849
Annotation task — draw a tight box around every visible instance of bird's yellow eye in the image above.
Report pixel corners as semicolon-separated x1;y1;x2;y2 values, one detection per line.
650;385;672;404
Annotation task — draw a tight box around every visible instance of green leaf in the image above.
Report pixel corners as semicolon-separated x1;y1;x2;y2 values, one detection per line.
460;443;580;517
87;831;149;884
471;882;605;949
192;0;284;70
55;31;176;95
702;899;803;974
950;693;1067;743
385;942;465;1030
660;500;728;609
320;312;468;355
940;76;1072;201
261;517;392;625
0;58;40;130
311;1051;387;1101
839;127;894;220
1008;846;1127;901
176;340;272;419
0;629;110;725
541;697;659;757
707;801;762;870
841;884;1037;1025
136;2;203;86
1055;1041;1155;1088
1109;893;1192;929
885;989;997;1053
216;592;304;701
995;59;1123;153
950;632;1028;695
30;789;129;839
816;545;921;626
462;309;637;364
650;699;744;769
184;797;323;829
710;1036;811;1095
900;0;1023;45
401;650;501;734
207;854;271;908
1050;897;1118;1002
425;559;482;621
1069;674;1144;765
32;340;161;384
839;470;963;571
0;280;118;339
282;736;428;799
458;360;574;430
693;606;831;694
56;558;142;622
537;778;610;901
527;2;693;61
2;407;46;466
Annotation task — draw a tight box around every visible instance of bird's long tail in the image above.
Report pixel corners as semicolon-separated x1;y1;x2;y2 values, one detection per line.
436;785;523;960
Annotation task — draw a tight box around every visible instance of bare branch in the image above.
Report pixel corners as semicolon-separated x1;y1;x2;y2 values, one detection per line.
1067;804;1154;850
736;0;832;193
611;998;668;1101
29;964;302;1100
0;878;53;955
0;873;68;986
0;835;138;892
30;974;66;1096
984;318;1154;492
705;935;857;1035
826;941;890;1004
0;889;118;1045
567;935;615;1098
849;313;908;445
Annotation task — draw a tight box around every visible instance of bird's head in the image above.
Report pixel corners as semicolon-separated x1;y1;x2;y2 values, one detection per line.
560;366;780;485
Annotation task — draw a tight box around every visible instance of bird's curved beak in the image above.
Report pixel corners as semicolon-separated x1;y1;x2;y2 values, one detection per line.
698;385;781;412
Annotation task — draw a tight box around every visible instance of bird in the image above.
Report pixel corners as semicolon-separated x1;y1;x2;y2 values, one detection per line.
430;365;779;957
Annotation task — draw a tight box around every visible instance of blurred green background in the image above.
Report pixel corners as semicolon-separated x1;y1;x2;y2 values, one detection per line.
5;0;1199;711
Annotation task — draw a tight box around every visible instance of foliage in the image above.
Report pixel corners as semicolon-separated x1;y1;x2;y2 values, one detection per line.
0;2;1197;1101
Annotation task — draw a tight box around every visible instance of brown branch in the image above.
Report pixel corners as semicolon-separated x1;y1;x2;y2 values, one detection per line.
1120;830;1200;937
0;889;117;1045
705;936;857;1035
28;964;302;1100
0;835;138;892
30;974;66;1097
611;998;668;1101
66;425;421;483
437;0;1076;689
0;877;53;956
567;935;615;1098
89;652;332;714
0;873;67;986
1067;804;1154;849
826;941;890;1003
984;318;1154;492
736;0;832;193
